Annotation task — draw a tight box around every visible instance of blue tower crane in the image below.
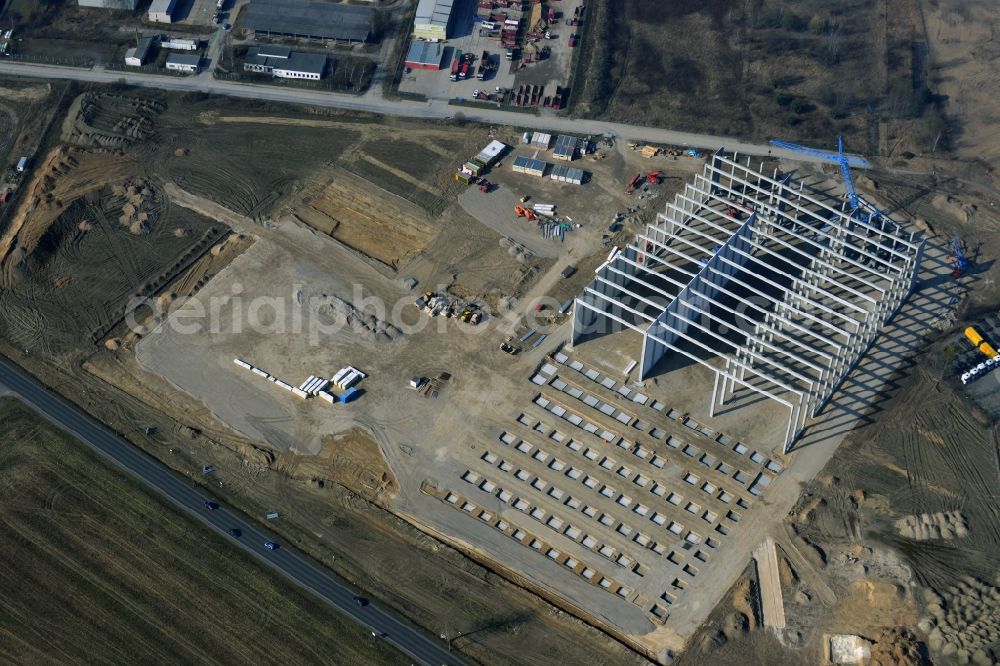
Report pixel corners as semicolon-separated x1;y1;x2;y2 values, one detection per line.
950;236;969;277
769;135;870;212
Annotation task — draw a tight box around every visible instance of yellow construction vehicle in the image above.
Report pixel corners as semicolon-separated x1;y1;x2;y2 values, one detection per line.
965;326;998;359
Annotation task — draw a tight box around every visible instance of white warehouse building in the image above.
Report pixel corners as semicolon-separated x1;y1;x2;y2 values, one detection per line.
148;0;176;22
165;53;201;73
243;46;327;80
413;0;456;41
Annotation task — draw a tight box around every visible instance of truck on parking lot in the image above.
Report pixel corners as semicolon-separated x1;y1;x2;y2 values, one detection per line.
449;49;463;81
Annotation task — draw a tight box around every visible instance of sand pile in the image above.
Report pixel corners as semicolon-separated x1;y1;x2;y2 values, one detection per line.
112;180;156;235
867;627;925;666
919;577;1000;664
310;292;402;343
895;511;968;540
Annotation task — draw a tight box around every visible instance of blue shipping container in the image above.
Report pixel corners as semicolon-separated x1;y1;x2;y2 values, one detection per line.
339;387;359;403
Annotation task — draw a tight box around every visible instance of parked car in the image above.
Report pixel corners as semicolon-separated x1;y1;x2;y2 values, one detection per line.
353;596;369;607
264;540;279;550
204;500;219;510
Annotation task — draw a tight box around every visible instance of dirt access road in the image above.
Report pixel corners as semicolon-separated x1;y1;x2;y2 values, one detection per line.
0;60;862;164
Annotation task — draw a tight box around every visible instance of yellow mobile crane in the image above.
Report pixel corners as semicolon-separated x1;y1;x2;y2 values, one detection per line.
965;326;998;359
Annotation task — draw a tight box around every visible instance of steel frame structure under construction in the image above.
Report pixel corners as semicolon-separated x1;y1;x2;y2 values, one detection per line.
572;149;924;451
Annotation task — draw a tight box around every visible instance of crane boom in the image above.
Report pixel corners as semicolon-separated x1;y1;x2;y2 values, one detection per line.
770;136;869;212
768;139;870;168
837;136;860;210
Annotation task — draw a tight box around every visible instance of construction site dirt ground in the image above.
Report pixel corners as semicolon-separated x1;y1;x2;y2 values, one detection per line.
0;85;650;666
0;21;999;661
132;137;962;663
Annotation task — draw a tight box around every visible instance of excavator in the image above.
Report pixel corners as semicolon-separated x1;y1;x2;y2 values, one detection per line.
646;171;663;184
625;173;643;194
514;204;536;221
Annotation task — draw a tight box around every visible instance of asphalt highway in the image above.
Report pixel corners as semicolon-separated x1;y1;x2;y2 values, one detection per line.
0;60;857;164
0;354;464;666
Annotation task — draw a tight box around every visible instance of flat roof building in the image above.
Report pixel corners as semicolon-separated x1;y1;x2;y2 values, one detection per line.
161;38;199;50
244;0;375;42
404;39;444;70
475;139;506;165
165;53;201;73
413;0;455;41
147;0;176;23
124;36;154;66
244;47;326;79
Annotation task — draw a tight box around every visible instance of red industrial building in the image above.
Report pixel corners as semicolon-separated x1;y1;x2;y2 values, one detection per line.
404;40;444;70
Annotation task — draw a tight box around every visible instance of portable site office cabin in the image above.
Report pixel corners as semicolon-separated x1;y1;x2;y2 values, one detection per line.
552;134;578;161
475;140;507;166
530;132;552;149
512;155;546;177
550;164;584;185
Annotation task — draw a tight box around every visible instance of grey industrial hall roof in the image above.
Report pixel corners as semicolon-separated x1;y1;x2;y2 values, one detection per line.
134;36;154;61
405;39;443;65
276;51;326;75
166;53;201;66
415;0;454;27
243;0;374;41
246;48;326;74
255;44;290;58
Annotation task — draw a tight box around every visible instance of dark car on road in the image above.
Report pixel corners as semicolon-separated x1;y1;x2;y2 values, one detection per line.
204;501;219;510
228;528;241;538
264;540;279;550
353;596;369;607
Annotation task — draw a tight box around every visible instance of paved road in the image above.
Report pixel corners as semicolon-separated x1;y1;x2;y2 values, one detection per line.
0;354;464;666
0;60;857;164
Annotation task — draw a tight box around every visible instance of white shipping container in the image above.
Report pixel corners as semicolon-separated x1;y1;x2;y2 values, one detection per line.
348;366;368;379
291;388;309;398
267;376;277;382
331;367;349;385
275;380;292;390
299;375;316;390
233;358;252;369
303;377;321;393
252;368;268;377
318;391;335;404
339;372;362;390
312;379;330;394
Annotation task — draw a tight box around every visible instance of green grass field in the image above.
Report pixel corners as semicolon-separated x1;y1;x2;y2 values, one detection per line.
0;397;404;665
